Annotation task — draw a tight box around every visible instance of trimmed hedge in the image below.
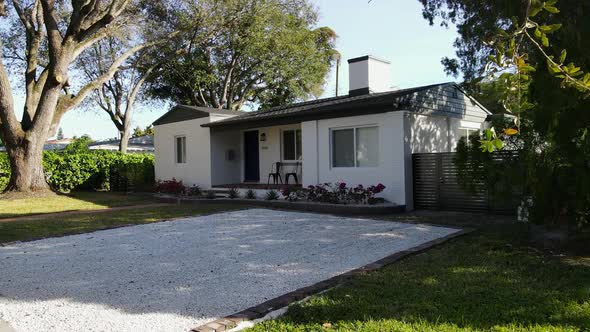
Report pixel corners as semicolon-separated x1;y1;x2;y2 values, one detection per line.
0;151;154;193
0;153;8;191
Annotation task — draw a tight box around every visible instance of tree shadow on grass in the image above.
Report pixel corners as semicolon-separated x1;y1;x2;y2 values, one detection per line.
0;191;157;219
267;225;590;331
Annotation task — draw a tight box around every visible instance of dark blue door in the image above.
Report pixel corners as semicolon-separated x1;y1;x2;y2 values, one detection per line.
244;130;260;182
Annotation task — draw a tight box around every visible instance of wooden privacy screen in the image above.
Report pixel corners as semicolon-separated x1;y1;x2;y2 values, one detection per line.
412;152;520;214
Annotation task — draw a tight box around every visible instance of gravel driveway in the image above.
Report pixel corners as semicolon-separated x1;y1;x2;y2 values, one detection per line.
0;209;459;332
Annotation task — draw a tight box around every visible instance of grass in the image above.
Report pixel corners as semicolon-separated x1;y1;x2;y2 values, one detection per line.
247;222;590;332
0;191;157;219
0;204;244;244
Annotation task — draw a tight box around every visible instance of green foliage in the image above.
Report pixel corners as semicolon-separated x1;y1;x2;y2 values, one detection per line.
0;203;244;244
0;153;9;191
56;128;64;140
185;185;202;197
62;135;92;154
455;133;524;208
227;187;240;199
247;224;590;332
0;151;154;193
420;0;590;227
146;0;337;110
132;125;154;138
245;189;257;199
265;190;280;201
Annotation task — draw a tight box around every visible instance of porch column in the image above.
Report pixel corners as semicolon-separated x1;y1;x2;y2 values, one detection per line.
301;120;319;186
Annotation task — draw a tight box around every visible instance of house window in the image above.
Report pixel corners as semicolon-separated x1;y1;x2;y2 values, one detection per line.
459;128;479;145
282;129;302;160
175;136;186;164
331;126;379;167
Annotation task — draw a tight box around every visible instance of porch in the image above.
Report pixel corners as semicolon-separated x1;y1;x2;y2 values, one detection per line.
210;122;304;188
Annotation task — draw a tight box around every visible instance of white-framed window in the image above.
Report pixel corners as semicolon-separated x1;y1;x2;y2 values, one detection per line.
331;126;379;168
282;129;302;161
459;128;479;145
175;135;187;164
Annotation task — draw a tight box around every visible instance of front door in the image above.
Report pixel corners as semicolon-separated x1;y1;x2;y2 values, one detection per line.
243;130;260;182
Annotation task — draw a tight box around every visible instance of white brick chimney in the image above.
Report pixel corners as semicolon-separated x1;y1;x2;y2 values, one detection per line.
348;55;391;96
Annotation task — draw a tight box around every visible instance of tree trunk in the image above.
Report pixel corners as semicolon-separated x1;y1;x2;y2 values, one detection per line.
119;127;131;154
3;135;50;193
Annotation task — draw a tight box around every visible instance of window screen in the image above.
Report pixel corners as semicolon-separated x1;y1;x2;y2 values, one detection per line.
356;126;378;167
331;126;378;167
332;128;355;167
282;129;302;160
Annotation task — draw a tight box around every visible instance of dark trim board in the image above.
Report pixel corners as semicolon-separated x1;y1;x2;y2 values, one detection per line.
153;105;244;126
206;104;394;131
347;55;391;64
348;87;371;96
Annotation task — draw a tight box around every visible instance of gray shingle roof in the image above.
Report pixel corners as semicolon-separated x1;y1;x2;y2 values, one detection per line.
202;83;454;129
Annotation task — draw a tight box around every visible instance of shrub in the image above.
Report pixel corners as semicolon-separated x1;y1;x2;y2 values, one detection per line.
305;183;339;204
304;182;386;205
245;189;257;199
281;186;305;201
155;178;184;195
228;187;240;199
0;151;155;193
265;190;280;200
206;190;217;199
0;153;10;191
185;185;202;197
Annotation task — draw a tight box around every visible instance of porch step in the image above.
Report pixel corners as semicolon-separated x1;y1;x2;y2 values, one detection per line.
206;188;233;198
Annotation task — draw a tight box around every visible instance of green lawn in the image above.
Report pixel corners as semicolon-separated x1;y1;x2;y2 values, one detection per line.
0;204;244;244
247;223;590;332
0;191;157;219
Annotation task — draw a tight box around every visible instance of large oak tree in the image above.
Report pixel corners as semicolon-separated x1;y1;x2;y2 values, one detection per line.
0;0;164;192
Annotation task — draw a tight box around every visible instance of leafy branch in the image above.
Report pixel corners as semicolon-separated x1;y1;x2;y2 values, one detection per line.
479;0;589;152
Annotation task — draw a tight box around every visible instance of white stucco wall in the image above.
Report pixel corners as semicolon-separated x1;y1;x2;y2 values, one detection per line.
154;117;212;188
302;112;407;205
403;111;486;210
210;130;241;186
407;113;484;154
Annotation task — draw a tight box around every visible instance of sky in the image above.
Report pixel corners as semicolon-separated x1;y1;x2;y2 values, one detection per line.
14;0;460;140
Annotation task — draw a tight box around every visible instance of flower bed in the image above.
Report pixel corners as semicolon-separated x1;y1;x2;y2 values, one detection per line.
282;182;386;205
155;181;387;206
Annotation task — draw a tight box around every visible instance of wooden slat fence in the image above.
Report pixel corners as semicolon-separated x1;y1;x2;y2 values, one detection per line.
413;152;520;214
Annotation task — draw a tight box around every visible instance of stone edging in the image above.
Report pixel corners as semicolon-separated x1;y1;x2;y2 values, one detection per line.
158;196;405;215
190;227;474;332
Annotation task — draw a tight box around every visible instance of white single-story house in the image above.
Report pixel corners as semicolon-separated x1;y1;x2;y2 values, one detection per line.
153;55;491;210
